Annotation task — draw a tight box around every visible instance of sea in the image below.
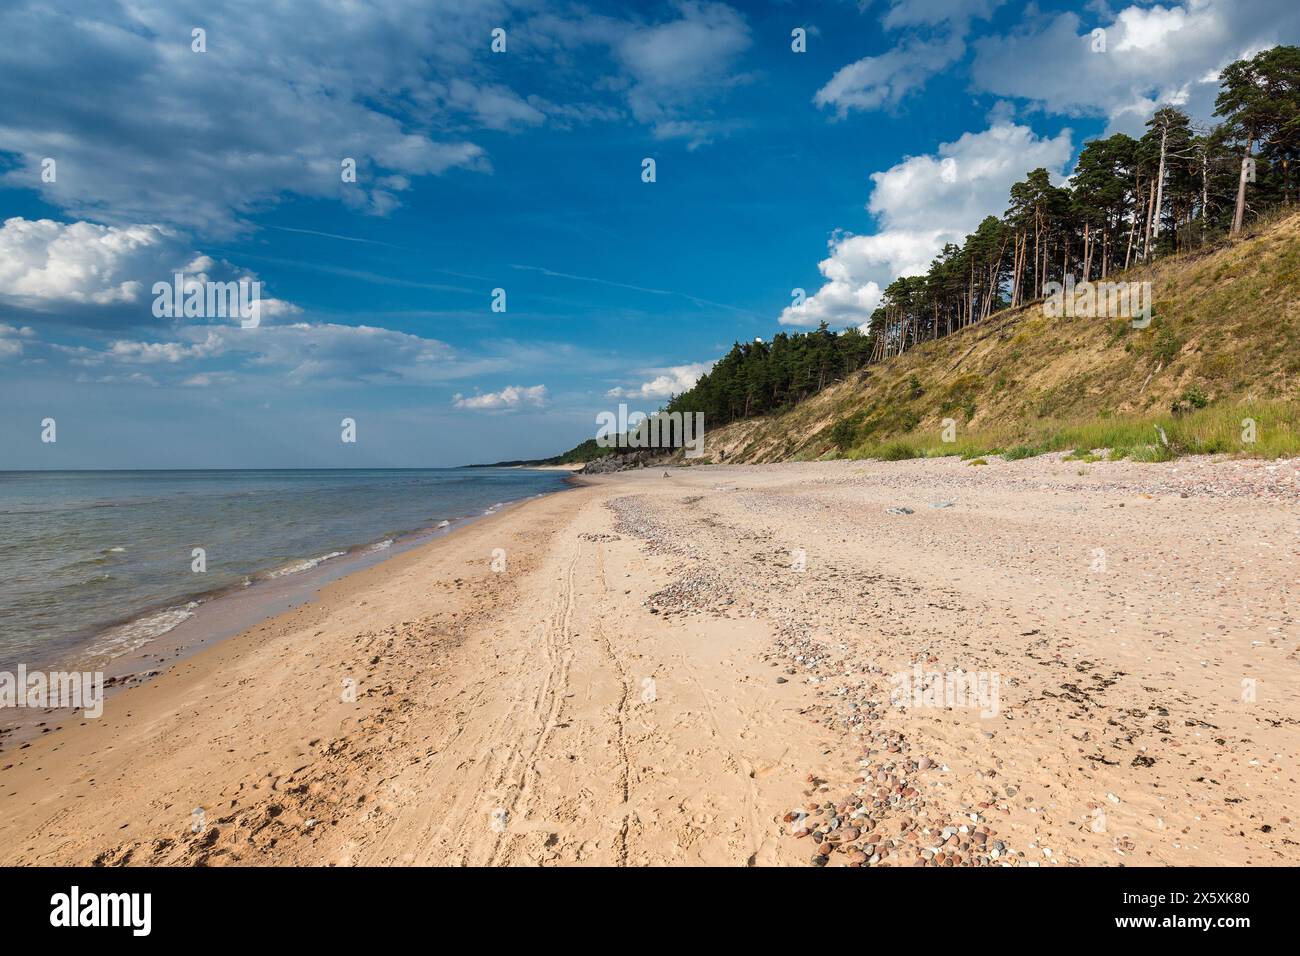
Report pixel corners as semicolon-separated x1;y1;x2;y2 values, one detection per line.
0;468;571;671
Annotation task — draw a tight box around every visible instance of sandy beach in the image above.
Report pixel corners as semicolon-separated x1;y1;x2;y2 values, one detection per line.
1;456;1296;867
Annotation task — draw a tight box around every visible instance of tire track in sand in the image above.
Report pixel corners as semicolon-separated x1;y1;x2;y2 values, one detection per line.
488;537;581;865
592;548;632;866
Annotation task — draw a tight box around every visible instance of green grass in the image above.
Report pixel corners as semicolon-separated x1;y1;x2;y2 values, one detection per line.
878;440;919;461
1001;444;1042;461
848;400;1299;463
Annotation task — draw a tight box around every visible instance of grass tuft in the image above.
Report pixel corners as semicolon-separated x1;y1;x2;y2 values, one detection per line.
845;400;1299;464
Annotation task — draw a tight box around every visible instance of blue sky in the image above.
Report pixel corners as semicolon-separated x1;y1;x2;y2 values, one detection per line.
2;0;1295;467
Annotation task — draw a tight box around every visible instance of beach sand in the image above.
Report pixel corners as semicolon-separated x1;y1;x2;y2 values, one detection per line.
1;456;1297;866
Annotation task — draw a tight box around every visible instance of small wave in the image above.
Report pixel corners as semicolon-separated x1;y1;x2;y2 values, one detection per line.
436;520;451;529
267;550;347;579
362;539;393;554
87;602;199;660
62;546;127;572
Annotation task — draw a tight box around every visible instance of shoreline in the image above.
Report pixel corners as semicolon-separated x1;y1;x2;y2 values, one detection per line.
0;482;572;747
0;480;611;864
2;455;1296;866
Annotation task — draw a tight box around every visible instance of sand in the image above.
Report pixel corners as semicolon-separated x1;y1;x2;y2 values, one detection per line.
1;455;1296;866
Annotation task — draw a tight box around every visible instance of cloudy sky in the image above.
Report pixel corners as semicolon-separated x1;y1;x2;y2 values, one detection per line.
2;0;1295;467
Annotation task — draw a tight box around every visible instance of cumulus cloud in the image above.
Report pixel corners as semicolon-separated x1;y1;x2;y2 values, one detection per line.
453;384;550;410
815;34;965;117
781;122;1074;328
781;260;887;330
970;0;1300;134
0;323;36;359
606;362;711;400
0;218;180;307
814;0;1008;117
99;332;226;365
0;217;298;324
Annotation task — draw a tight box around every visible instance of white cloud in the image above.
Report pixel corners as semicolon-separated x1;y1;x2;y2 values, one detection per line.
606;362;711;400
434;79;547;130
813;0;1007;117
970;1;1300;134
815;34;965;117
453;384;550;410
180;371;238;388
618;0;752;145
1112;4;1189;53
781;122;1074;328
230;323;480;385
865;123;1074;234
51;321;497;388
0;218;178;306
0;217;299;322
101;332;225;365
0;323;35;359
782;257;887;329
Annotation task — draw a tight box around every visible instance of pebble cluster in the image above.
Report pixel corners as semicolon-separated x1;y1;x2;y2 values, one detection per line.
773;634;1027;867
609;490;1036;867
646;570;733;617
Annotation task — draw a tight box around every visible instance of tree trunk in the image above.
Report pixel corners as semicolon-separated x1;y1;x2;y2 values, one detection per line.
1152;123;1168;240
1231;136;1254;236
1200;147;1209;245
1010;232;1024;308
1082;222;1092;279
1142;177;1157;258
1125;174;1141;269
1033;211;1042;298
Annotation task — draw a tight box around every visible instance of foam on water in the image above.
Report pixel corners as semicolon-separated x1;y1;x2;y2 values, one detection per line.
86;602;200;660
0;468;571;669
267;551;347;578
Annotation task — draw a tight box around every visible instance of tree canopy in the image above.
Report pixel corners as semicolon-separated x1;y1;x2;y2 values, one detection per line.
663;47;1299;430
